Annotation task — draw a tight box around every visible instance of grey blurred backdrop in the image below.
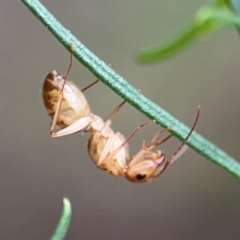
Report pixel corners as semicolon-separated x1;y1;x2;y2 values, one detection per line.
0;1;240;239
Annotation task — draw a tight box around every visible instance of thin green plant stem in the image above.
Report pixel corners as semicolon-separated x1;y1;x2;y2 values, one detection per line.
22;0;240;179
51;198;72;240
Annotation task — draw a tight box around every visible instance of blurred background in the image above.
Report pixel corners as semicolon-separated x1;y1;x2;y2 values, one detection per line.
0;0;240;239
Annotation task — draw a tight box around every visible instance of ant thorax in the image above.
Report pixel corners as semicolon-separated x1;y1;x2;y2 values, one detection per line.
88;116;129;176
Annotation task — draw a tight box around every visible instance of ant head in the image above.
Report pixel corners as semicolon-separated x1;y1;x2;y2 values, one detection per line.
125;154;165;183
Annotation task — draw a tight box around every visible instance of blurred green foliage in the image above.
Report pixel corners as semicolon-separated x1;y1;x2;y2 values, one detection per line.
138;0;240;62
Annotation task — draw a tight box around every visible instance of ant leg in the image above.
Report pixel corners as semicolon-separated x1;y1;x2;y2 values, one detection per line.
158;106;201;175
98;100;127;137
96;101;128;164
104;100;127;122
99;121;154;166
82;63;112;93
81;79;100;92
64;43;74;81
144;127;172;150
50;43;74;135
128;128;172;168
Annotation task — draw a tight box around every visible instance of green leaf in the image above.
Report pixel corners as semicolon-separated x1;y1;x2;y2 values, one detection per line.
198;5;240;27
137;19;220;63
137;2;240;63
51;198;72;240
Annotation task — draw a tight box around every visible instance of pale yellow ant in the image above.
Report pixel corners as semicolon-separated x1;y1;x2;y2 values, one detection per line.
42;44;200;182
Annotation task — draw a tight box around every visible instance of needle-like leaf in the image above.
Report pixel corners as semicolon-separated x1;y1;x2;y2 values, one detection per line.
51;198;72;240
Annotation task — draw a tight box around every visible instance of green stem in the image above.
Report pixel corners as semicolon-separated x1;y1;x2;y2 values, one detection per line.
51;198;72;240
22;0;240;179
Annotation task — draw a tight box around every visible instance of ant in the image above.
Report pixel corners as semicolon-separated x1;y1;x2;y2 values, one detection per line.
42;44;200;182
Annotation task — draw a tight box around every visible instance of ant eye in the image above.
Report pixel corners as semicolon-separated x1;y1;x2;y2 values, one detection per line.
136;173;146;180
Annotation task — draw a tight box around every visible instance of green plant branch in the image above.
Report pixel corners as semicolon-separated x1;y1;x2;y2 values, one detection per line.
138;1;240;63
22;0;240;179
51;198;72;240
